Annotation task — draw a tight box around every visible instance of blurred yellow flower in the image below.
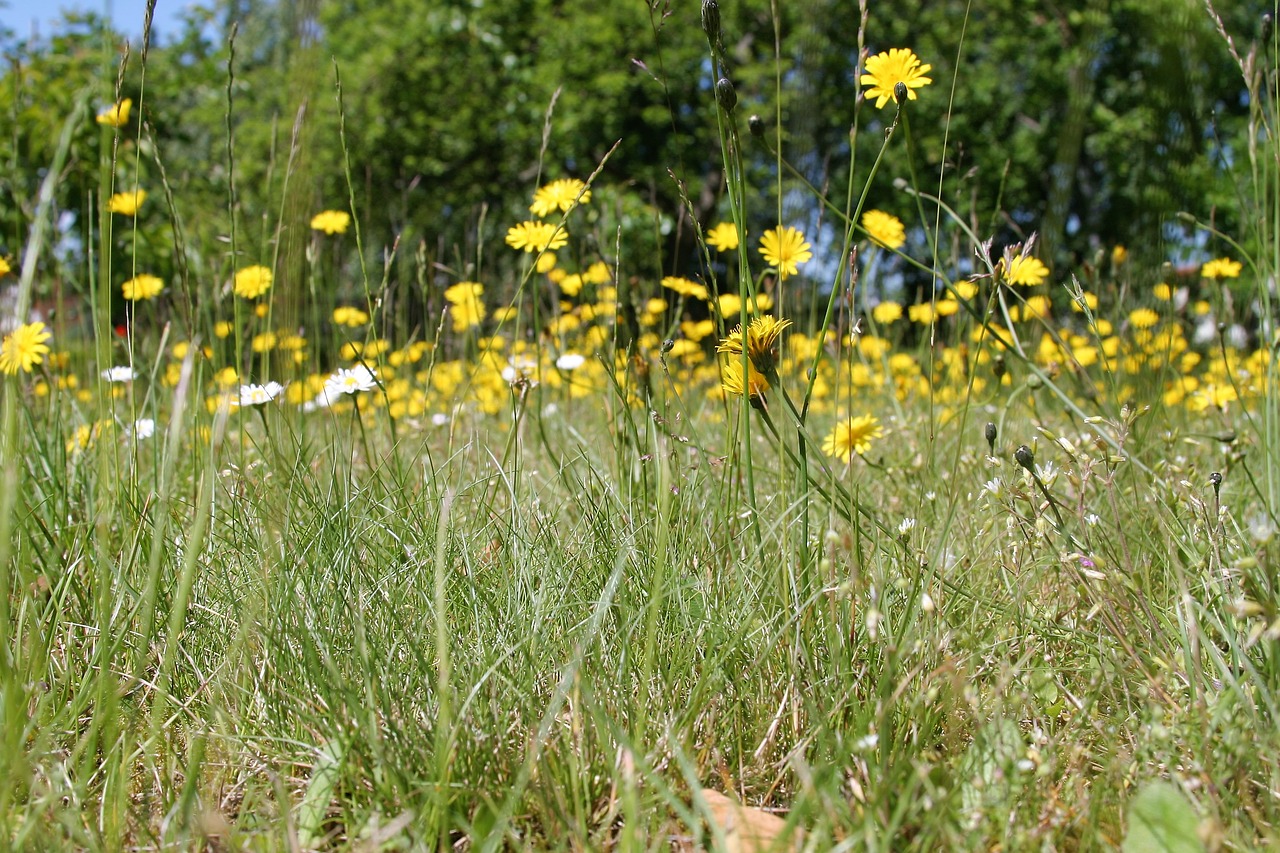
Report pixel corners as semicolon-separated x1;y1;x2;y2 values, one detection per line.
862;210;905;250
758;226;812;280
861;48;933;108
444;281;486;331
717;315;792;375
720;357;770;399
662;276;709;300
0;321;52;375
234;265;273;299
108;190;146;216
333;306;370;327
1201;257;1241;279
96;98;132;127
822;414;884;462
872;301;903;324
706;222;740;252
530;179;591;216
310;210;351;235
1128;307;1159;329
506;221;568;253
122;273;164;301
0;257;10;277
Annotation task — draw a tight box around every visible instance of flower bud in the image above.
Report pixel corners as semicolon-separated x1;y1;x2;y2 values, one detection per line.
984;421;997;452
893;81;909;104
715;77;737;113
1264;12;1273;44
748;114;765;137
701;0;722;44
1014;444;1035;472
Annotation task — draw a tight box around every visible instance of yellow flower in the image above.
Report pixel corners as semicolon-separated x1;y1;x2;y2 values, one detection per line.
536;252;558;273
1072;291;1098;312
720;357;770;399
661;276;709;300
122;273;164;301
444;281;486;332
505;221;569;253
907;302;935;324
1002;253;1049;287
215;321;233;339
0;257;10;277
1153;283;1172;302
1112;245;1128;265
758;226;812;280
251;331;277;353
96;98;132;127
530;179;591;217
234;265;274;299
1201;257;1242;279
872;301;903;324
0;321;52;375
310;210;351;235
333;306;370;327
861;210;905;250
860;48;933;109
108;190;146;216
717;315;792;375
1128;307;1159;329
706;222;740;252
822;414;884;462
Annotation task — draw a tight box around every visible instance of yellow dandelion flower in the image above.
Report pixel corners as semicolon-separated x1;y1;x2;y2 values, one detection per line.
215;321;233;339
716;293;743;317
872;301;903;324
1002;253;1049;287
717;315;792;375
1153;283;1172;302
706;222;740;252
251;331;277;353
681;319;715;341
121;273;164;301
822;414;884;462
530;178;591;216
0;321;52;375
1201;257;1242;279
505;221;569;254
758;226;812;280
907;302;935;324
107;190;146;216
720;357;770;399
96;98;132;127
861;210;905;250
0;257;10;277
536;252;558;273
1112;245;1128;265
310;210;351;235
1128;307;1159;329
860;48;933;109
234;265;274;299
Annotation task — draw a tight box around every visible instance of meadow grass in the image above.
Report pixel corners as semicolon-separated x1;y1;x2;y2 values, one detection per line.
2;2;1280;851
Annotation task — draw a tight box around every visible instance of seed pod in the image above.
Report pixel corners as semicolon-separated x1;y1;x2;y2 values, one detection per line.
984;422;997;453
893;82;909;104
1014;444;1035;472
748;114;765;137
715;77;737;113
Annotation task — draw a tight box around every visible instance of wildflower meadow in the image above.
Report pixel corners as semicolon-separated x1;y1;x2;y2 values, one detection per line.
1;0;1279;849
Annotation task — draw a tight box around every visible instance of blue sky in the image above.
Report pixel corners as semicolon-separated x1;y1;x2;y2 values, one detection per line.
3;0;189;39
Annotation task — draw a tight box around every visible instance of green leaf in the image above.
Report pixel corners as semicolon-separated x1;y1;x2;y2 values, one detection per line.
297;739;345;849
1122;781;1204;853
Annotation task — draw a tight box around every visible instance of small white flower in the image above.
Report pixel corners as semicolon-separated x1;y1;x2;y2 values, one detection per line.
431;412;450;426
555;352;586;371
502;355;539;387
854;733;879;751
1034;461;1058;487
898;517;916;536
324;364;377;397
130;418;155;440
102;366;138;382
238;381;285;407
1084;513;1101;526
983;477;1002;497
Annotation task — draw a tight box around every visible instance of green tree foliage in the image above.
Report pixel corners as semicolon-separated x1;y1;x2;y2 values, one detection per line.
0;0;1262;289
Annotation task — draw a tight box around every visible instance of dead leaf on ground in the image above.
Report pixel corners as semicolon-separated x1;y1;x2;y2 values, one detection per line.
696;789;804;852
